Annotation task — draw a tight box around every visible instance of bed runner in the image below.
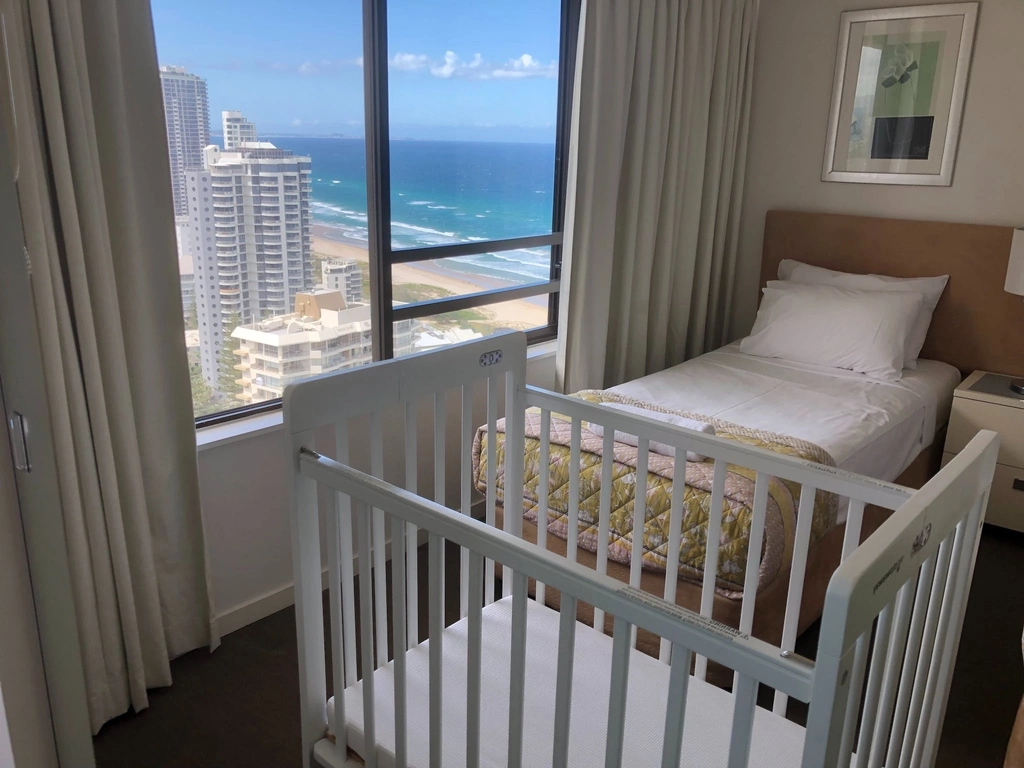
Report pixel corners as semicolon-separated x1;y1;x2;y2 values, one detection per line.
472;390;839;597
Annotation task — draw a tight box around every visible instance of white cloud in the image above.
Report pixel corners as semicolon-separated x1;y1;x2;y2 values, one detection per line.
298;61;315;74
391;52;429;71
291;118;302;126
366;50;558;80
354;55;364;68
492;53;558;79
430;50;460;78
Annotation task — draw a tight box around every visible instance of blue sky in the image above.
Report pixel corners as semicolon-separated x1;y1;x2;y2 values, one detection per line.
150;0;562;142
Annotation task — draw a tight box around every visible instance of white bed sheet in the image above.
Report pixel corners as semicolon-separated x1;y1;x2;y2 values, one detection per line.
608;342;961;485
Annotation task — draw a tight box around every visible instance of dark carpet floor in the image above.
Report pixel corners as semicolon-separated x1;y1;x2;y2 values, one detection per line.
93;529;1024;767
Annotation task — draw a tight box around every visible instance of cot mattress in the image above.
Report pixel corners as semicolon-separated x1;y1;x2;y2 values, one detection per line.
327;597;807;768
609;342;961;486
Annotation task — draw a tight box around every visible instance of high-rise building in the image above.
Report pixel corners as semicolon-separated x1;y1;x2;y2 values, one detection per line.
187;138;314;386
159;66;210;217
222;110;257;150
322;258;364;305
230;291;418;404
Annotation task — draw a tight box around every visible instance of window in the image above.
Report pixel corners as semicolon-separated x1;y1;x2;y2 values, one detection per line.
153;0;579;424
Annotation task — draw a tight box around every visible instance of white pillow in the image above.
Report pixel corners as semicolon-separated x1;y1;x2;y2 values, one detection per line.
740;282;924;381
777;260;948;368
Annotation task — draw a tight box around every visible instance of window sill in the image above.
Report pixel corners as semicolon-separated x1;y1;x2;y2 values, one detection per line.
195;338;559;451
196;409;283;451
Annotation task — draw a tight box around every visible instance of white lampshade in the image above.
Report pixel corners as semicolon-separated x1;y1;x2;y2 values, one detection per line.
1007;228;1024;297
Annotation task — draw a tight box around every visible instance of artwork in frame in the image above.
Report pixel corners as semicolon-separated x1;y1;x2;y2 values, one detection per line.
822;3;978;186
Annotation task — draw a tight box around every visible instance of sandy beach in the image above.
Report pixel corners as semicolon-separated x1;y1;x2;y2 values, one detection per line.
312;224;549;330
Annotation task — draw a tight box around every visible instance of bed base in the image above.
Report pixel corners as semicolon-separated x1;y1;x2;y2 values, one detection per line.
286;331;998;767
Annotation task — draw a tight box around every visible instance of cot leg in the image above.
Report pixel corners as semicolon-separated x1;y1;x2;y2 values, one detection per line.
291;435;327;768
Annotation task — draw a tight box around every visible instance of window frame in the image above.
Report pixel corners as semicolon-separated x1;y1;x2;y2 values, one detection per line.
195;0;580;428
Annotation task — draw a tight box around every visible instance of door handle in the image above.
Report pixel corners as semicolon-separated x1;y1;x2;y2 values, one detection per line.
7;411;29;471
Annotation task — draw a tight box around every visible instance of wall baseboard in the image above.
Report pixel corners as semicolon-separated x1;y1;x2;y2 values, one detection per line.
212;525;438;638
213;569;330;638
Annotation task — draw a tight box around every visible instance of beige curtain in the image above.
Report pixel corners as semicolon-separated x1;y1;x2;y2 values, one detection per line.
4;0;216;732
557;0;759;393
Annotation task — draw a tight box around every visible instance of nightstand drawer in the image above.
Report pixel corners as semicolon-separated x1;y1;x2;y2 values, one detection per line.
945;398;1024;468
942;452;1024;532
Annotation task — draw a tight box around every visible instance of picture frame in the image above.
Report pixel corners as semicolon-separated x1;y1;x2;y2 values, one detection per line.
822;3;978;186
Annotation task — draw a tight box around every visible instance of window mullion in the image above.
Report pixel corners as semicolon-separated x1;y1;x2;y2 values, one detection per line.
362;0;394;360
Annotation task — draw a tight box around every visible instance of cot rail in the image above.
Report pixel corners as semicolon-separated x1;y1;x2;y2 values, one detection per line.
301;446;817;699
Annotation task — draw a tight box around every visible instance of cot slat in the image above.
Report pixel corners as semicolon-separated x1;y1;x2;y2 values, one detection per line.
838;633;870;768
466;551;484;768
836;497;870;766
390;513;408;768
898;535;954;768
432;394;446;626
403;402;419;647
867;581;914;768
503;371;526;597
727;673;758;768
738;472;770;636
695;459;728;680
325;491;347;761
434;392;446;507
567;417;582;565
485;374;498;605
855;601;896;767
660;644;693;768
629;439;649;648
335;424;358;686
594;428;616;630
536;409;552;606
460;384;473;619
658;456;688;662
605;617;633;768
428;532;444;767
773;483;817;715
507;571;529;768
910;520;969;767
370;410;388;668
356;502;377;768
885;555;938;768
841;499;866;561
552;595;578;766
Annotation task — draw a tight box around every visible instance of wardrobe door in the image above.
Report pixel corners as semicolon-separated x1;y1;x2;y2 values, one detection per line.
0;18;93;764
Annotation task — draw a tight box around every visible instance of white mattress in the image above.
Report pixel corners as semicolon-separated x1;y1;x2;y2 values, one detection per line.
327;597;806;767
608;342;961;485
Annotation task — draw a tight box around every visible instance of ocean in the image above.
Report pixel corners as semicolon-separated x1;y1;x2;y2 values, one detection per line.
272;137;556;285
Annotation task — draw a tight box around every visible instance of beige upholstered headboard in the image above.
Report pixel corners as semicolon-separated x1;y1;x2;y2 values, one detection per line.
760;210;1024;377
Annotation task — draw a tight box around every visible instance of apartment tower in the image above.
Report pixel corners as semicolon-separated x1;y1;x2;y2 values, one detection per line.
159;66;210;217
187;137;314;386
222;110;257;150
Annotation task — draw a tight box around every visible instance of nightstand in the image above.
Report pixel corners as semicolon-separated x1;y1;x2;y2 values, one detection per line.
942;371;1024;532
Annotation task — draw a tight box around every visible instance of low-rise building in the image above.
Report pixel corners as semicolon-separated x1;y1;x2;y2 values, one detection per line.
231;289;416;404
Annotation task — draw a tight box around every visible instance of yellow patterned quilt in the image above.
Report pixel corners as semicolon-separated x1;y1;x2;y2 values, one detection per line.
472;390;839;596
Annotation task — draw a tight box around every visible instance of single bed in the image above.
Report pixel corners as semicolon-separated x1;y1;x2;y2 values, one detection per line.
487;210;1022;674
489;344;960;670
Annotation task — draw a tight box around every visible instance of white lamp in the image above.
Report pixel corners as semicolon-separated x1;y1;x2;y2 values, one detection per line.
1007;228;1024;394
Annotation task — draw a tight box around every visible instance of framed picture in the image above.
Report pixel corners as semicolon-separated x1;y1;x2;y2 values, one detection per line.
822;3;978;186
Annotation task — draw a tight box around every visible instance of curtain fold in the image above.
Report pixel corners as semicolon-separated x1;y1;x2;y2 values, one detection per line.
557;0;759;393
6;0;216;732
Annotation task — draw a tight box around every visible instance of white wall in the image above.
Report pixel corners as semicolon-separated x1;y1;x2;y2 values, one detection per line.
731;0;1024;337
199;345;557;635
